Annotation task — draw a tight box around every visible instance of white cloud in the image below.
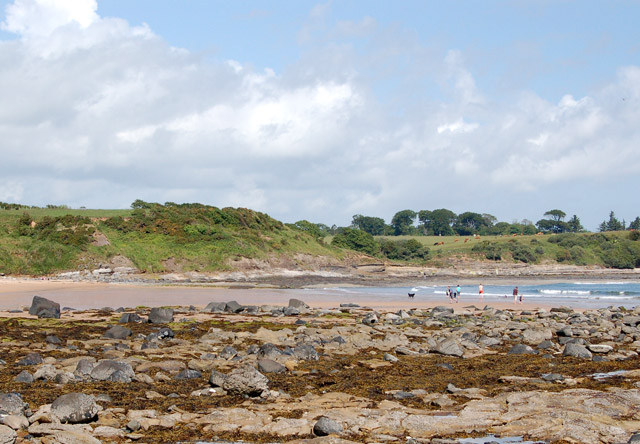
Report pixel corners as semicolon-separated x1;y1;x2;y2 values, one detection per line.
0;0;638;229
437;118;479;134
2;0;99;37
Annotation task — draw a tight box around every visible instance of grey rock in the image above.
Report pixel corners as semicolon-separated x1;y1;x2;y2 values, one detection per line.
257;343;283;360
508;344;537;355
73;359;95;378
90;360;135;381
550;306;574;314
51;393;98;424
118;313;144;323
628;432;640;443
383;353;399;363
126;420;141;432
213;365;269;397
362;313;378;325
29;295;60;319
557;326;573;337
293;344;319;361
563;343;593;359
174;369;202;380
622;316;640;326
33;364;58;381
219;346;238;360
288;298;309;309
0;393;28;416
478;335;501;347
283;307;300;316
16;352;43;366
542;373;564;382
209;370;227;388
313;416;343;436
432;306;454;314
224;300;244;313
14;371;34;383
203;302;227;312
107;370;131;383
148;307;174;324
433;337;464;357
45;335;62;344
104;325;132;339
257;359;287;373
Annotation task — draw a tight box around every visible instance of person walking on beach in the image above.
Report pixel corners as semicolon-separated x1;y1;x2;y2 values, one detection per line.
513;286;520;304
446;286;453;303
456;285;461;302
478;284;484;300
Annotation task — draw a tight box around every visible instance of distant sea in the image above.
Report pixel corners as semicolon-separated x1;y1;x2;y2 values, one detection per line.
307;281;640;309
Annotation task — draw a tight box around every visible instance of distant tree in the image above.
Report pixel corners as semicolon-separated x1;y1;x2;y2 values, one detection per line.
391;210;417;236
351;214;387;236
544;209;566;222
291;220;325;239
600;211;624;232
537;210;569;233
418;209;456;236
453;212;488;235
629;217;640;231
481;213;497;227
567;215;584;233
131;199;153;210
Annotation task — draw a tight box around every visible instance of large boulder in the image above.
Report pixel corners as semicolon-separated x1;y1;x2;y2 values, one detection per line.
0;393;28;416
203;302;227;313
148;308;174;324
118;313;144;324
90;360;135;381
51;393;98;424
257;359;286;374
288;298;309;309
563;343;593;360
433;337;464;357
224;301;244;313
313;416;343;436
210;365;269;397
104;325;132;339
29;296;60;319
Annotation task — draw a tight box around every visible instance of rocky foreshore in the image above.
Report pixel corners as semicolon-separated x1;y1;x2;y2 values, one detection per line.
1;296;640;444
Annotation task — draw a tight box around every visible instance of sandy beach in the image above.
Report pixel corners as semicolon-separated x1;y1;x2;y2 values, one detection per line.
0;277;586;313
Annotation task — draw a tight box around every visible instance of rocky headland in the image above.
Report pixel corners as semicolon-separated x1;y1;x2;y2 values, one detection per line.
0;296;639;444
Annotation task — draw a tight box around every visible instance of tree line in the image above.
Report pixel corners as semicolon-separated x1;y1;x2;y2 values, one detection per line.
340;209;640;237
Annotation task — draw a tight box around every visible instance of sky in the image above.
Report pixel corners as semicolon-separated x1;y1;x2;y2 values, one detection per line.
0;0;639;230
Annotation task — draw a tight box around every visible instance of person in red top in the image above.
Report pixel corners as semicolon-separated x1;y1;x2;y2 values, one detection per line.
478;284;484;299
513;286;520;304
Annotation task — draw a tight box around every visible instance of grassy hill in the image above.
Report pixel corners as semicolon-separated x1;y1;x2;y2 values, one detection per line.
0;202;344;276
1;202;639;276
379;231;640;269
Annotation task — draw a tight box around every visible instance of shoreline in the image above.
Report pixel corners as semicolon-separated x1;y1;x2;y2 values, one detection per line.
1;274;638;312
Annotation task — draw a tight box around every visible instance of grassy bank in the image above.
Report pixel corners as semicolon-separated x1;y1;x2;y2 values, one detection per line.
0;203;343;276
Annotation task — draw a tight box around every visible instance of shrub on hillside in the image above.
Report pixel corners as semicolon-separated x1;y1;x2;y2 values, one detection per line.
331;228;379;255
472;241;502;260
629;230;640;241
379;238;429;260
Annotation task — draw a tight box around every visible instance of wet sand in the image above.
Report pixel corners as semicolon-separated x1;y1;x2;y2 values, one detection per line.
1;278;555;312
